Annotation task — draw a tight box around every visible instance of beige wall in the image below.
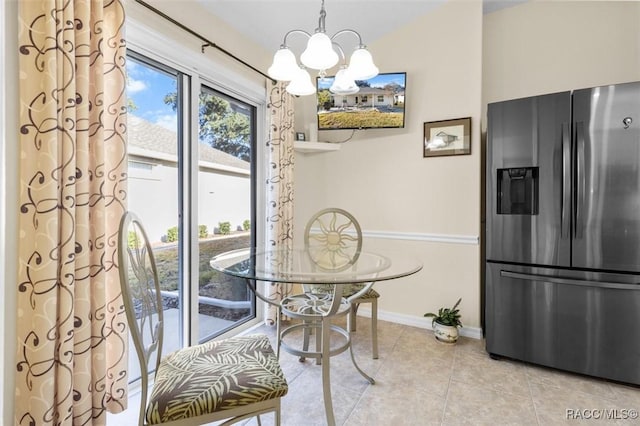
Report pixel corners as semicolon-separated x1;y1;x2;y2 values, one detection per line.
483;0;640;108
293;0;484;331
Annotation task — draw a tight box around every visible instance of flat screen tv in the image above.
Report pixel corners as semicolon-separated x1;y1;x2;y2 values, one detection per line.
316;72;406;130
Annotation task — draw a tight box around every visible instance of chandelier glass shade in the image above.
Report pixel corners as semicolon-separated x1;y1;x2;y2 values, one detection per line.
267;47;299;81
285;67;316;96
267;0;378;96
329;66;359;95
347;47;379;81
300;32;339;70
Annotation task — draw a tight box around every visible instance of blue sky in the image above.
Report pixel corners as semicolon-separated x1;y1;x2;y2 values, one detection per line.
126;59;178;130
317;72;406;90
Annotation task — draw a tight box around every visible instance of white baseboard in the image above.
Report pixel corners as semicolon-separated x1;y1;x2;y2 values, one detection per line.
248;307;484;341
356;307;483;340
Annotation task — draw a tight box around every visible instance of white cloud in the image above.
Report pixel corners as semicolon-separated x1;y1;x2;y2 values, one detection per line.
126;60;142;76
127;58;140;73
127;78;147;94
154;114;177;131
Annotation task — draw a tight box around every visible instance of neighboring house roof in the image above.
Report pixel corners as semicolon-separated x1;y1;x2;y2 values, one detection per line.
127;115;250;171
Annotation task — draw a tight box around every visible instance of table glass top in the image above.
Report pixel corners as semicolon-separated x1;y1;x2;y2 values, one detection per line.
210;247;423;284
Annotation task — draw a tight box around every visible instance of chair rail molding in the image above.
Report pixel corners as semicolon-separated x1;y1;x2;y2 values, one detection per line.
362;229;478;245
308;228;478;245
308;228;479;245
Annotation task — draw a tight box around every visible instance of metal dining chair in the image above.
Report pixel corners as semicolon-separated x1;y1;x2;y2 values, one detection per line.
301;208;380;359
117;211;288;425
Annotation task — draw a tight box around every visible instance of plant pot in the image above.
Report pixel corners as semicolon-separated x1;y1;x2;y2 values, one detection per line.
432;320;459;344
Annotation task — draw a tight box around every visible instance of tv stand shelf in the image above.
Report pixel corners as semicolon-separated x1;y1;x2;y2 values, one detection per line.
293;141;341;154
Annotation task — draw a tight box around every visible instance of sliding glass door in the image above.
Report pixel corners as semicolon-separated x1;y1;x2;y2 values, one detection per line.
125;52;256;379
126;55;184;367
196;86;256;342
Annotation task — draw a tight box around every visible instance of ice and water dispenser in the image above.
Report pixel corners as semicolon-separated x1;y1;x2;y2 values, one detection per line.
497;167;539;215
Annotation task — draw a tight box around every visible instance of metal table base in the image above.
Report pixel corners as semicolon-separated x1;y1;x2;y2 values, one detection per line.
279;292;375;426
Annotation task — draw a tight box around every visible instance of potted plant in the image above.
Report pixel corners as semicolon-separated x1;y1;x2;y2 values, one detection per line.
424;298;463;343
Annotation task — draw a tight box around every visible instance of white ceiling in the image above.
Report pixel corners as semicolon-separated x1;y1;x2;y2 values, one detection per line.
197;0;528;53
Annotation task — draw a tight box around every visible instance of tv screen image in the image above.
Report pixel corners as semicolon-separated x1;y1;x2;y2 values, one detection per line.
316;72;406;130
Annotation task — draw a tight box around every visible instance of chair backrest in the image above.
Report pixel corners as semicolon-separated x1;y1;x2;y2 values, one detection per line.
118;211;164;425
304;208;363;272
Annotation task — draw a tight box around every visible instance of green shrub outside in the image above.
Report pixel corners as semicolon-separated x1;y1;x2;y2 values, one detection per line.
218;221;231;235
242;219;251;231
166;226;178;242
199;224;208;238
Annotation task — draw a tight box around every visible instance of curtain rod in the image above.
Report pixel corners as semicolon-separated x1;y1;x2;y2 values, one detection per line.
133;0;275;83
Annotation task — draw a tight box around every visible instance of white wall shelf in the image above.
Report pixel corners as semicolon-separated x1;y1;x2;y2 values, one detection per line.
293;141;341;154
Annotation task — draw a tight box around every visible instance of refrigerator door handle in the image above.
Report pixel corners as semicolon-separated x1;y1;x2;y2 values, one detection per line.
561;122;570;239
575;121;586;239
501;270;640;290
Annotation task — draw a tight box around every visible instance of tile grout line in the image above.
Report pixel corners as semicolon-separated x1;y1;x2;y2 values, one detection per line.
342;323;397;425
345;323;407;425
524;363;543;426
439;341;458;426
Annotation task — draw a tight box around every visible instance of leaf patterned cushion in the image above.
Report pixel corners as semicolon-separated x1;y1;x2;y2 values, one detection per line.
145;334;288;424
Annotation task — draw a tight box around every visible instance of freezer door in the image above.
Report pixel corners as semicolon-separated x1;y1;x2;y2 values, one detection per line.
485;263;640;386
573;81;640;272
486;92;571;266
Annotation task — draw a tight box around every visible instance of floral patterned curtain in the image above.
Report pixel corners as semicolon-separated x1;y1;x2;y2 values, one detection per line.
16;0;128;424
264;81;295;325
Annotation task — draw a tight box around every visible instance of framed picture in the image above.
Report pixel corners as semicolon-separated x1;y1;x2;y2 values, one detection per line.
423;117;471;157
295;132;306;141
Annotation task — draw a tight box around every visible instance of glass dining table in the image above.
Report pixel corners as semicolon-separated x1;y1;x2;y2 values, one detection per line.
210;247;423;426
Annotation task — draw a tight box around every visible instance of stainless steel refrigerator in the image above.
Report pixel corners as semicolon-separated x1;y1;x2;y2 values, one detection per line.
485;81;640;385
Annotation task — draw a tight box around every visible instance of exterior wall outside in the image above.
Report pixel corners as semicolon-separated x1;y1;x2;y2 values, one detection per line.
197;166;251;236
128;155;250;244
128;156;179;242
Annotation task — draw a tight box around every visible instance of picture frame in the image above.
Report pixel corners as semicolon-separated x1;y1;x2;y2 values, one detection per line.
295;132;306;141
423;117;471;157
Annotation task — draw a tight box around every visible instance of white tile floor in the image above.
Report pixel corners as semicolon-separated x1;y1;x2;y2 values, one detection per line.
108;317;640;425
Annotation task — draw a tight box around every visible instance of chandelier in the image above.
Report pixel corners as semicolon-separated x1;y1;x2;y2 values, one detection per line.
267;0;379;96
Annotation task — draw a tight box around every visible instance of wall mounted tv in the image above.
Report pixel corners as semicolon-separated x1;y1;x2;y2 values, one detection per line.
316;72;406;130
